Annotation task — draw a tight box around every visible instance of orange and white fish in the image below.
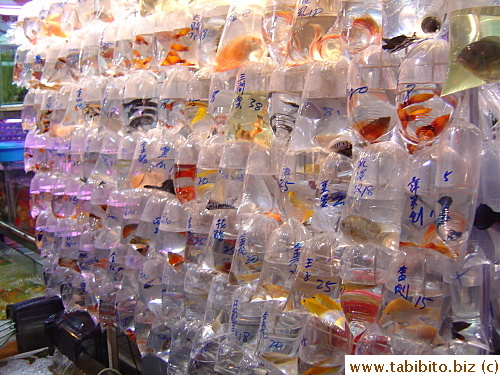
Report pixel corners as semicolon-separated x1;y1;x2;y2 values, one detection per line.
214;34;264;72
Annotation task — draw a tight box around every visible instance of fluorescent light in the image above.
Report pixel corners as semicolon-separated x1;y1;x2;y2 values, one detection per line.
0;5;22;16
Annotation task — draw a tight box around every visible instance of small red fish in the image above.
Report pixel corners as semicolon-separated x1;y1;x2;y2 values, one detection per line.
170;44;189;52
122;223;138;239
168;252;185;267
415;114;450;141
355;116;391;143
401;93;435;107
58;258;81;273
175;186;196;204
135;35;150;46
125;328;136;342
173;28;190;39
174;165;197;179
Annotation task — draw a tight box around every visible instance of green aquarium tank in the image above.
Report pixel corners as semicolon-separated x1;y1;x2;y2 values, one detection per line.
0;15;26;106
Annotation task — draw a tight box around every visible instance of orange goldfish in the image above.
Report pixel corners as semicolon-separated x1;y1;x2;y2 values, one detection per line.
173;28;191;39
354;116;391;143
170;44;190;52
308;24;341;58
415;114;450;141
122;223;138;239
168;252;185;268
135;35;150;46
401;93;435;107
175;186;196;204
214;34;264;72
262;283;289;299
352;15;381;36
263;210;282;221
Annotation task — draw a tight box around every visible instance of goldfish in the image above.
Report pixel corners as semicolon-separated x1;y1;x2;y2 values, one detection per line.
301;294;345;328
398;322;439;344
340;215;396;248
288;190;314;223
42;17;68;38
235;272;260;283
190;106;208;126
235;125;263;141
50;125;76;138
58;258;81;273
215;262;232;274
175;186;196;204
400;93;435;108
122;223;139;239
170;44;190;52
173;27;191;39
352;15;381;36
135;35;150;46
214;34;264;72
414;114;450;141
174;165;197;179
305;23;342;60
315;293;342;311
262;283;289;299
381;297;440;326
125;328;137;342
263;210;282;222
162;51;188;65
354;116;391;143
168;252;185;268
456;36;500;82
399;240;454;259
133;57;153;70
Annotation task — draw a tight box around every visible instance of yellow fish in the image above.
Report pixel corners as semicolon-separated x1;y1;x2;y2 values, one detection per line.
190;106;208;126
314;294;342;311
301;295;344;328
381;297;440;326
288;191;314;223
399;323;439;344
263;283;289;299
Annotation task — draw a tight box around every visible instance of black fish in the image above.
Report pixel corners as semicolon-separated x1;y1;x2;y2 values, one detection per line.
473;203;500;230
383;33;421;52
436;196;462;241
206;202;236;210
456;36;500;82
451;321;471;341
144;178;176;195
124;98;158;131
